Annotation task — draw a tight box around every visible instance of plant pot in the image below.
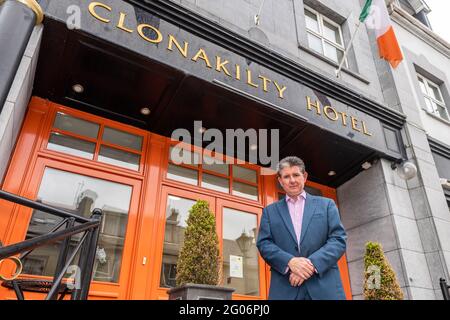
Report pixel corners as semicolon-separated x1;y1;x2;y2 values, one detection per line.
167;283;235;300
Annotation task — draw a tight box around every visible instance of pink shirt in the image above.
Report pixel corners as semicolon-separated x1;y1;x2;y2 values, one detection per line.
286;191;307;245
285;192;318;276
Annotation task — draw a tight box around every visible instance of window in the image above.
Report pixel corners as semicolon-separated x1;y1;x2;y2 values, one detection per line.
418;75;449;121
47;112;144;171
222;208;259;296
167;146;260;201
22;168;133;283
305;7;346;66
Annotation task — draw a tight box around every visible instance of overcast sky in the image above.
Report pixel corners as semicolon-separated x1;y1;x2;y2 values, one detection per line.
426;0;450;43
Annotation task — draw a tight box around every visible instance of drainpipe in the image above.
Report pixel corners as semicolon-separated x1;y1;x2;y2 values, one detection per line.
0;0;43;112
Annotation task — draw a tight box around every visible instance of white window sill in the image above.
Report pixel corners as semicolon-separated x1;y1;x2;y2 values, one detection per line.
423;109;450;126
298;44;370;84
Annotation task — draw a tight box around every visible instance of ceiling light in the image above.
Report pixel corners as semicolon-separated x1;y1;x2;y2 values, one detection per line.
198;127;207;134
250;144;258;151
140;108;151;115
72;84;84;93
362;162;372;170
328;171;336;176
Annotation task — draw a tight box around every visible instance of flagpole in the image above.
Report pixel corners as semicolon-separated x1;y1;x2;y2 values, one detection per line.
254;0;266;25
335;21;361;78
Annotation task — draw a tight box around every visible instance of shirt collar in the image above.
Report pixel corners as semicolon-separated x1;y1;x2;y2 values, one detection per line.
285;191;307;203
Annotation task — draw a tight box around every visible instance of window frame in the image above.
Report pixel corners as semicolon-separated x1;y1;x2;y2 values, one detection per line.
44;109;146;174
304;5;348;67
165;142;261;203
418;74;450;121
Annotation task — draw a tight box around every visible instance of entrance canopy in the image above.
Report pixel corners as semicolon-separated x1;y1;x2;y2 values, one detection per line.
33;1;406;187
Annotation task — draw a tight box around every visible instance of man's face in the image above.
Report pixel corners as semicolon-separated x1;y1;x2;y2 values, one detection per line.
278;165;308;197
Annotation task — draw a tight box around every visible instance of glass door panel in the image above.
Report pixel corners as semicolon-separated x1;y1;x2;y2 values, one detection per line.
152;186;215;298
216;199;266;300
14;158;142;299
222;207;260;296
23;167;132;283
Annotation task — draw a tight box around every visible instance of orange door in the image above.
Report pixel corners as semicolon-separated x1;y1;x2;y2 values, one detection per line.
1;157;143;300
149;186;216;300
216;198;267;300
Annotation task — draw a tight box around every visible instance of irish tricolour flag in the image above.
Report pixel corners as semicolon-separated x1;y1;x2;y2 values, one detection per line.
360;0;403;68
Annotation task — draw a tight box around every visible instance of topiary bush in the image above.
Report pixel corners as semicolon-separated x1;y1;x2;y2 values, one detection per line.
176;200;220;286
363;242;404;300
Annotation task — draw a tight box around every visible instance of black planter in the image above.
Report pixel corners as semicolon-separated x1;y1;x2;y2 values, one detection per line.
167;284;235;300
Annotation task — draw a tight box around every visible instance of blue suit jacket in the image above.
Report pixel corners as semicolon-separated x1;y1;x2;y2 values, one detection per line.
256;194;347;300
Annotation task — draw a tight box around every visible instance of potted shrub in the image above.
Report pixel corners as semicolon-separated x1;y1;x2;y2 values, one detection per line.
363;242;404;300
167;200;234;300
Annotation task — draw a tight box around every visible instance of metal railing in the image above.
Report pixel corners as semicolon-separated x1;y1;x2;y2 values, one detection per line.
0;189;103;300
440;278;450;301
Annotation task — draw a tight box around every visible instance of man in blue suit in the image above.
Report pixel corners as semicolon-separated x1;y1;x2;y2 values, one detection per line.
257;157;347;300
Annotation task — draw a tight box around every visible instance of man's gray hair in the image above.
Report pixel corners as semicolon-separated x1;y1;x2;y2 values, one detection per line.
277;156;306;176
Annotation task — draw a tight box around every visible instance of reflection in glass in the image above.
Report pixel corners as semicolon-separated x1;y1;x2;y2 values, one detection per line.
47;133;96;159
160;196;196;288
23;168;132;283
102;127;143;151
169;146;200;166
203;155;229;176
202;173;229;193
305;9;319;33
222;208;259;296
324;42;341;63
418;78;427;94
98;146;140;171
53;112;99;139
167;164;198;185
232;182;258;201
233;166;257;183
424;98;434;113
323;20;341;44
429;84;442;102
438;105;450;120
307;33;323;54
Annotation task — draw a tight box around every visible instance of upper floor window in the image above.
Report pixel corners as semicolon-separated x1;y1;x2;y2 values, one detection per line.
418;75;450;121
305;6;347;66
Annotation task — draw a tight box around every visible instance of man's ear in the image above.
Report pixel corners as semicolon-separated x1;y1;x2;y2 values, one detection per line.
277;176;283;186
303;171;308;182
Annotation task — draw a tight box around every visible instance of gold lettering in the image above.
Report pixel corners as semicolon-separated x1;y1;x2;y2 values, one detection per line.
259;75;272;92
137;24;163;44
351;117;361;132
167;34;188;58
246;69;259;88
88;2;111;23
192;48;212;68
235;64;241;80
274;81;287;99
338;112;348;126
362;121;373;136
117;12;133;33
324;106;339;121
306;96;321;115
215;56;231;77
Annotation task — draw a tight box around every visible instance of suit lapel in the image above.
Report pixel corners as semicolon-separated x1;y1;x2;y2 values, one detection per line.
275;200;298;245
300;194;317;245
